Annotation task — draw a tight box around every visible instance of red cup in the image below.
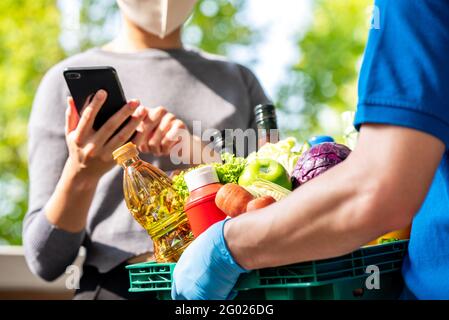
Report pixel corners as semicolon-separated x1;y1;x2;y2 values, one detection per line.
184;184;227;237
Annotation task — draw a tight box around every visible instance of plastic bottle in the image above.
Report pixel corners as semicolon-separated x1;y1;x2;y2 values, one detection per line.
184;166;227;237
112;142;194;262
307;135;334;147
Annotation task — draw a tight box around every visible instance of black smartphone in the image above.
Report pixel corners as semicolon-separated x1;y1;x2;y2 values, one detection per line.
63;66;129;131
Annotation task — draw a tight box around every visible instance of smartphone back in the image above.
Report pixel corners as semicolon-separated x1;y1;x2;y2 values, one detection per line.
64;66;127;131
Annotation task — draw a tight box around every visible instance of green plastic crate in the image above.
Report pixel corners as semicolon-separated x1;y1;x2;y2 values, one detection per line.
154;271;403;300
127;263;175;293
126;240;407;300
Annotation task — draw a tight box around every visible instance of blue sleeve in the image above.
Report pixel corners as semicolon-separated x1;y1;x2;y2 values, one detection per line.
354;0;449;147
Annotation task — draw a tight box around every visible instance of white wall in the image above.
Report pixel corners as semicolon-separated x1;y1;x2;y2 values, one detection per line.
0;246;84;299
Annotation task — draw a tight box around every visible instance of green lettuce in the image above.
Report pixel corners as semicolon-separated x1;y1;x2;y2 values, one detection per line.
246;137;304;174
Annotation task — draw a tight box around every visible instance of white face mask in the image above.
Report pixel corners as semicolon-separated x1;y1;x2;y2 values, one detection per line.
117;0;197;38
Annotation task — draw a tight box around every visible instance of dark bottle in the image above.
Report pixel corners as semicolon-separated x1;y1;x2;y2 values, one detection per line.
209;129;234;156
254;104;279;148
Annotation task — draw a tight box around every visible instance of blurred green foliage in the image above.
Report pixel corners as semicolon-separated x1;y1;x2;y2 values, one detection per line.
76;0;121;53
74;0;253;54
277;0;371;143
0;0;65;244
186;0;254;54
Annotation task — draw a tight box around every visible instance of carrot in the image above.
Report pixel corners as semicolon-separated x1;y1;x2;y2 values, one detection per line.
215;183;255;217
246;195;276;212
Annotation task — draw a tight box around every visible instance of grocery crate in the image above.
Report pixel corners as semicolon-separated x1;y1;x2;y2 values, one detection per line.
234;271;403;300
128;262;175;293
126;240;408;300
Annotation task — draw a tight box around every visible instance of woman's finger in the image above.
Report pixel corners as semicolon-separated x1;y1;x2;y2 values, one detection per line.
133;107;158;152
132;121;150;153
65;97;80;136
148;112;176;156
148;106;167;132
160;120;186;155
93;99;140;146
139;106;168;151
76;90;107;141
103;106;147;156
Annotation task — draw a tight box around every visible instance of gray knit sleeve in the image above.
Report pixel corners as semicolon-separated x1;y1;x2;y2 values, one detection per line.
23;210;85;281
23;65;85;281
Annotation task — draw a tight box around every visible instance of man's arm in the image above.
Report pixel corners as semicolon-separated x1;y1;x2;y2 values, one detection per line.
225;124;444;269
172;0;449;300
171;123;445;300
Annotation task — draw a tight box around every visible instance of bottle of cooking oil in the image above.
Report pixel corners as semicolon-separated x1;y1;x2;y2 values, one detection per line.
112;142;194;262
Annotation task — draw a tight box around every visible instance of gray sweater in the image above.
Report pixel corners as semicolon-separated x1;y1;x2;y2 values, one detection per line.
23;47;270;281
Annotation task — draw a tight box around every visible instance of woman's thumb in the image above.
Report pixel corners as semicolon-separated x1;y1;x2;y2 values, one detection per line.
65;96;80;135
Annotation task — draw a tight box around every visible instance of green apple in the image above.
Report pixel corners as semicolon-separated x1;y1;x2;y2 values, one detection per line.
238;158;292;190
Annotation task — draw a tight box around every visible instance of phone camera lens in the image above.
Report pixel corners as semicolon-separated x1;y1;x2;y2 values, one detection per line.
67;72;81;79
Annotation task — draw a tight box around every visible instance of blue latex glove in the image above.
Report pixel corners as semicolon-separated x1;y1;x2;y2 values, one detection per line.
171;218;248;300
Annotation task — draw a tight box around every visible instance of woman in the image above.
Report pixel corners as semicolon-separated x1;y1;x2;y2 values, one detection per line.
23;0;270;299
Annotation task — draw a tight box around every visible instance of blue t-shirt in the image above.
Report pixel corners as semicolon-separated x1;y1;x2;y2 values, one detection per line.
354;0;449;299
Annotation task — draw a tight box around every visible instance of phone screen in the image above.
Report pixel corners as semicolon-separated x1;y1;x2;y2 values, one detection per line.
64;66;128;131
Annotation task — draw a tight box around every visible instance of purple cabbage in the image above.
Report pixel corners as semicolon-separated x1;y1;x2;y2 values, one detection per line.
291;142;351;189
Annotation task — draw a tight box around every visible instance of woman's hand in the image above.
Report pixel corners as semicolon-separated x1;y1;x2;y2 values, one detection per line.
132;106;187;157
65;89;147;182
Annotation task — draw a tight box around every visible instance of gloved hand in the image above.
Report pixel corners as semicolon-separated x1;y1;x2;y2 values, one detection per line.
171;218;248;300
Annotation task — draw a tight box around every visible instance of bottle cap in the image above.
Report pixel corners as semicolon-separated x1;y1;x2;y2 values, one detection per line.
112;142;138;164
184;166;220;192
210;129;225;152
308;135;334;146
210;129;234;155
254;104;277;126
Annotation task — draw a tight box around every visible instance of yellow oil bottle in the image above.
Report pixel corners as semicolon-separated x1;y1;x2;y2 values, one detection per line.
113;142;193;262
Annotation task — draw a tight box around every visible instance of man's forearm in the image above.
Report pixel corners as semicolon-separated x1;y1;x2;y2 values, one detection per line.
224;125;444;270
224;155;386;270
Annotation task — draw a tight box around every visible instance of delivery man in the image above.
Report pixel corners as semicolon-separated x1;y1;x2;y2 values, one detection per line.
172;0;449;300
